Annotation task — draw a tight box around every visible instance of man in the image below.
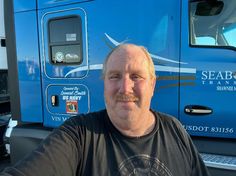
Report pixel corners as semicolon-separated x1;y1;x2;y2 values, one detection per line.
1;44;210;176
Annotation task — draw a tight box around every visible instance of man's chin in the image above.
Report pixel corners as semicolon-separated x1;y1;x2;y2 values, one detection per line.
106;103;138;119
117;102;136;109
115;107;137;119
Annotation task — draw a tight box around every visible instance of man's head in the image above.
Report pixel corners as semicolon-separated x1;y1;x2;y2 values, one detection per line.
103;44;156;135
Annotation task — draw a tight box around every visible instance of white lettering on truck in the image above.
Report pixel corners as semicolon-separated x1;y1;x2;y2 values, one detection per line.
201;71;236;92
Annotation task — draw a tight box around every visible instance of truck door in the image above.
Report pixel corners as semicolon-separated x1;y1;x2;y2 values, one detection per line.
180;0;236;138
38;4;89;127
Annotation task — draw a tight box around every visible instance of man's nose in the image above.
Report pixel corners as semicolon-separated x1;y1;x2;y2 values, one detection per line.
119;76;134;93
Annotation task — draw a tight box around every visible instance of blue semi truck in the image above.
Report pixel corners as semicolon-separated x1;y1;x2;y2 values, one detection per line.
3;0;236;175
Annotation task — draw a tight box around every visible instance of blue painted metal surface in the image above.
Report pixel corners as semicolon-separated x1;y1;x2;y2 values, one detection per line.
13;0;36;12
180;0;236;138
14;9;43;122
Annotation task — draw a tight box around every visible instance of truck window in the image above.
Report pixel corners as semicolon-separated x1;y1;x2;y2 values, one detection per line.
189;0;236;48
48;16;83;64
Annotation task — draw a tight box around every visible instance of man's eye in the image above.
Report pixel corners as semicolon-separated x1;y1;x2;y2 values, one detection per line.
109;74;120;80
131;74;142;80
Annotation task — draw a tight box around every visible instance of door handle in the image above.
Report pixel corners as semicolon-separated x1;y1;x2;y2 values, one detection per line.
184;105;213;115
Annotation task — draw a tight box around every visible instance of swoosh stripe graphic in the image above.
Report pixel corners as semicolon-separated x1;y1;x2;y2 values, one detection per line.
155;65;196;73
65;34;196;77
157;75;196;81
105;33;187;65
157;82;195;90
65;64;103;77
65;64;196;77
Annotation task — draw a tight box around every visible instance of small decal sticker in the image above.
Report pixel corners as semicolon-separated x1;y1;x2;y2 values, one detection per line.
66;33;77;41
66;101;78;114
55;52;64;62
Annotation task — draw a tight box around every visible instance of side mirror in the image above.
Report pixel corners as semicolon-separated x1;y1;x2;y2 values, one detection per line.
195;1;224;16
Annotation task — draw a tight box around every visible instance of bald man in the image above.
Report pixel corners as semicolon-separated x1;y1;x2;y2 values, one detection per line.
1;44;210;176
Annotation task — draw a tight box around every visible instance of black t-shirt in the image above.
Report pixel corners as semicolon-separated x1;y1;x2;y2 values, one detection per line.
2;110;210;176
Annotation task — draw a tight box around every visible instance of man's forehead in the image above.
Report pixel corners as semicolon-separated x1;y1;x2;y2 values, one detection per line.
107;54;147;68
106;56;148;74
108;46;147;64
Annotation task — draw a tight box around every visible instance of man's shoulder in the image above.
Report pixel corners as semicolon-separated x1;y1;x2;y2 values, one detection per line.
153;110;181;126
60;109;107;132
152;110;187;135
75;109;107;119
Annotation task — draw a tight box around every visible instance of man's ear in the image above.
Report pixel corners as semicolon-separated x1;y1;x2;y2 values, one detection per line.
151;77;156;96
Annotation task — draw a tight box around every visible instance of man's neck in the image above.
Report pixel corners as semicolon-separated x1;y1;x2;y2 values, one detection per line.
110;111;156;137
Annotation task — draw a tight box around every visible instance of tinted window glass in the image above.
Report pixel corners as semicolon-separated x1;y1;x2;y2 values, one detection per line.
189;0;236;48
48;16;82;64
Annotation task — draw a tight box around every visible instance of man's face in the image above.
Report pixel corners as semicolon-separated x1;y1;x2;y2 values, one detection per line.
104;45;156;123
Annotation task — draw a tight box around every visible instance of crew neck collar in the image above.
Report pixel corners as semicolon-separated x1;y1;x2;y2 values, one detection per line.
104;109;159;141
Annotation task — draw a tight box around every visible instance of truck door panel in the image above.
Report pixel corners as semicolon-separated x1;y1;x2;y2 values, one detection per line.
38;7;89;127
180;0;236;138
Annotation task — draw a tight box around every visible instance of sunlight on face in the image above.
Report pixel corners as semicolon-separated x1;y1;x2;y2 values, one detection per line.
104;44;156;125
